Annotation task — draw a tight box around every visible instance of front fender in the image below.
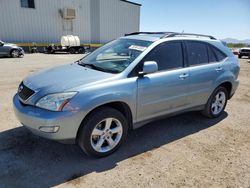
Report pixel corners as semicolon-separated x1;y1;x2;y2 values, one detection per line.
63;77;138;124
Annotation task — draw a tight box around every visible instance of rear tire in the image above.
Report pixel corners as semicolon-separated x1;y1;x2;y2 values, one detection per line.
238;55;241;59
77;107;128;157
69;48;76;54
202;87;228;118
77;47;85;54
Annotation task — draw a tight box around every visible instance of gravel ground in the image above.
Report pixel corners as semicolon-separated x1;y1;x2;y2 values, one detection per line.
0;54;249;188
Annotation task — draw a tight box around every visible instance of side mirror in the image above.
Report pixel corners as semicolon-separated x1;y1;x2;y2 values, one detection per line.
139;61;158;75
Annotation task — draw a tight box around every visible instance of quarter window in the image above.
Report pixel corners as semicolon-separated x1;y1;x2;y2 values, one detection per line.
207;46;217;63
212;46;227;61
20;0;35;8
186;42;208;66
143;42;183;71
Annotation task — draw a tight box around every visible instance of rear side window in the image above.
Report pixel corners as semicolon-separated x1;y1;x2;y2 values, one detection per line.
186;42;208;66
143;42;183;71
212;46;227;61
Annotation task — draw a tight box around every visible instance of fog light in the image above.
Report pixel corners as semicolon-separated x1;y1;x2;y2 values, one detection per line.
39;126;60;133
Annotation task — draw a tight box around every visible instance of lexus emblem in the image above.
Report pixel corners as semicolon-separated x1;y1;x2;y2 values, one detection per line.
18;85;23;93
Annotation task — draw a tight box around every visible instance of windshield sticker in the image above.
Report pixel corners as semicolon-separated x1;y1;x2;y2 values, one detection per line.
129;45;147;52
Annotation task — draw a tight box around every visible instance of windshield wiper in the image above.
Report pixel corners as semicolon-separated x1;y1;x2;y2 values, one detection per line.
78;62;119;74
78;62;101;70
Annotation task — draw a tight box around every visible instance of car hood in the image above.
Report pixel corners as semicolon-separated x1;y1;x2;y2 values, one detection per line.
4;43;18;47
23;63;115;93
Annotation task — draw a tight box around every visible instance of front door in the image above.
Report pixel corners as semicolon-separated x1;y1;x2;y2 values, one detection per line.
136;41;189;122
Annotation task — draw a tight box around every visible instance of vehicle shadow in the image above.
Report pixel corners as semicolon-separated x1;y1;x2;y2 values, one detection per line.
0;111;228;188
0;56;12;59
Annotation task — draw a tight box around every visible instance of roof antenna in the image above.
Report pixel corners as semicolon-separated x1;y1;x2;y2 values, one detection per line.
181;30;184;36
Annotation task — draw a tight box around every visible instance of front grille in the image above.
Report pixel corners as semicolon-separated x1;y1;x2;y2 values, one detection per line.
18;82;35;101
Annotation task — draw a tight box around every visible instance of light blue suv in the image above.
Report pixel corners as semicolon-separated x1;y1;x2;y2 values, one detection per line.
13;32;240;157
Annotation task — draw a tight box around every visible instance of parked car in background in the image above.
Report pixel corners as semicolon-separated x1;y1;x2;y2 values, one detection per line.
0;40;24;58
238;47;250;58
13;32;240;157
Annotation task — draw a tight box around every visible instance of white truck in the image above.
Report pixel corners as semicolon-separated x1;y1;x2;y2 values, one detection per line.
46;35;86;54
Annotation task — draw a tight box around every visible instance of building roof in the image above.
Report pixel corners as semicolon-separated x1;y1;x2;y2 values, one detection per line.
120;0;142;6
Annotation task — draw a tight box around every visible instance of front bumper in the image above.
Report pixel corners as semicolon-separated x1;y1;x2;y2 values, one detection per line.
13;94;83;144
19;49;25;56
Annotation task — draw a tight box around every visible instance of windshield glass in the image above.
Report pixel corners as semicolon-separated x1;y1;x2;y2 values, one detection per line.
79;39;152;73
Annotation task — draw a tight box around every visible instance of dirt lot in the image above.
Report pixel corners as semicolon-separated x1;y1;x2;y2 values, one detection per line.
0;54;249;188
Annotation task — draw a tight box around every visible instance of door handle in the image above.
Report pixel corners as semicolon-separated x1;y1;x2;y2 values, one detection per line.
215;67;223;72
179;73;189;80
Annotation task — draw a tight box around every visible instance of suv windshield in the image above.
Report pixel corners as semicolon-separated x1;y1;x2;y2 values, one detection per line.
79;39;152;73
241;49;250;52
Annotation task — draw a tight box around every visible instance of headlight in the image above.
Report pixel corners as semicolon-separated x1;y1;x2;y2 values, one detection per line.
35;92;77;111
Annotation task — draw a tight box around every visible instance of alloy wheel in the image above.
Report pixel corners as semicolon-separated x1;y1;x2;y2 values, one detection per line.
90;118;123;153
11;50;19;58
211;91;226;115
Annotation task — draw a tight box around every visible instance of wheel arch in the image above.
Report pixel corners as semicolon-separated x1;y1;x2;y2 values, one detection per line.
9;48;20;55
76;101;133;140
218;81;232;98
205;80;233;107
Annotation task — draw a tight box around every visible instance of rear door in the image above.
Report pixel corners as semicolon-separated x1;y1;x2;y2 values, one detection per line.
184;41;227;107
136;41;190;122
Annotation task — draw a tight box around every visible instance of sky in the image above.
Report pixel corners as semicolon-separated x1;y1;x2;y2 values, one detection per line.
133;0;250;40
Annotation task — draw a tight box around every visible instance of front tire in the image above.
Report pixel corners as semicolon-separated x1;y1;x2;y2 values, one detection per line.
77;107;128;157
202;87;228;118
11;49;20;58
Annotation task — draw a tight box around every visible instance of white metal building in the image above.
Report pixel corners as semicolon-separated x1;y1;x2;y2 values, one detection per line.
0;0;141;44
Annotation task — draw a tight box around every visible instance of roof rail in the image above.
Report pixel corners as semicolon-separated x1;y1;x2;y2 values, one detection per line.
124;32;175;36
125;32;216;40
164;33;217;40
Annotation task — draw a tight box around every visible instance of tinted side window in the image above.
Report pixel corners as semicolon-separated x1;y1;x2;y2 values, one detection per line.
212;47;227;61
186;42;208;66
144;42;183;71
207;46;217;63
